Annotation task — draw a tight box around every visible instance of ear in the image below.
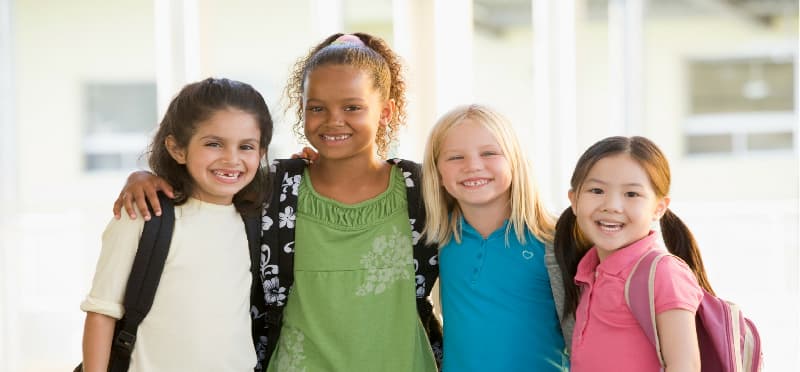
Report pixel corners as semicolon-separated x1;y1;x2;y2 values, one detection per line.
654;196;671;220
380;99;396;128
568;189;577;214
165;135;187;164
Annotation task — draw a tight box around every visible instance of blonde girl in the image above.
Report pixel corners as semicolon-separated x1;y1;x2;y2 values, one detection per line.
422;104;571;371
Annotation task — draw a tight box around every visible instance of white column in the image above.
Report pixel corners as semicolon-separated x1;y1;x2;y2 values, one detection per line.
0;0;18;369
392;0;471;160
392;0;436;160
532;0;578;210
608;0;645;135
795;36;800;372
433;0;473;116
311;0;343;39
154;0;201;118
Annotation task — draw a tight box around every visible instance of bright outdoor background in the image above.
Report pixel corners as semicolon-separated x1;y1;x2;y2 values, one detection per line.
0;0;797;371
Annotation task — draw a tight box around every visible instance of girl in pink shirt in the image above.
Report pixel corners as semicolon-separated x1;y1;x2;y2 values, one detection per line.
554;136;715;372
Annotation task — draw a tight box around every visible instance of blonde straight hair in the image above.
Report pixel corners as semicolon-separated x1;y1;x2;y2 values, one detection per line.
422;104;555;247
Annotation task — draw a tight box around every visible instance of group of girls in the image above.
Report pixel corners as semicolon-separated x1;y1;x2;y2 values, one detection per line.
81;31;715;372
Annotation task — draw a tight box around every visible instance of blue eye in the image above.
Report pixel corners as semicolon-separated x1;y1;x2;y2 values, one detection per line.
205;142;222;148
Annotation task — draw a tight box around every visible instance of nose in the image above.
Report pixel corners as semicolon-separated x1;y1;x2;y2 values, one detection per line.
462;155;483;172
328;110;345;126
601;193;623;213
221;146;240;164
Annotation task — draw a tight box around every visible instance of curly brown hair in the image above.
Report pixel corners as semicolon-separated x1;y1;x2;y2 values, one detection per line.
284;32;407;158
148;77;273;216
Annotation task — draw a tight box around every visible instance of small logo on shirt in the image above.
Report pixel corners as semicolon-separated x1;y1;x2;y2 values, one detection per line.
521;250;534;260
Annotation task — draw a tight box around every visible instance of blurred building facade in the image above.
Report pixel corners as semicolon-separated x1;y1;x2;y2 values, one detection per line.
0;0;797;370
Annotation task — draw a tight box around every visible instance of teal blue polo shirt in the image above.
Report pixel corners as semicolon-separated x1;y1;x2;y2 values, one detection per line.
439;218;568;371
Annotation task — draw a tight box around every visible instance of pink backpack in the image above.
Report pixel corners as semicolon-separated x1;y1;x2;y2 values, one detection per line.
625;249;763;372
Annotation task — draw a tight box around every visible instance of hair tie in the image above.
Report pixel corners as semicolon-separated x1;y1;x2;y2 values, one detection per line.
332;34;365;46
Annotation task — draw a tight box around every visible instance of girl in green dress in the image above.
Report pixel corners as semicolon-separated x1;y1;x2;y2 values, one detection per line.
111;33;441;372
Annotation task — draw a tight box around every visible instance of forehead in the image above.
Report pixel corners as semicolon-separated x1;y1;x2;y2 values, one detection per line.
304;64;376;97
192;109;260;136
585;154;650;184
440;119;500;149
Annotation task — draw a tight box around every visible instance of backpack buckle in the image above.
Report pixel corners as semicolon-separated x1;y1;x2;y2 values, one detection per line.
113;330;137;353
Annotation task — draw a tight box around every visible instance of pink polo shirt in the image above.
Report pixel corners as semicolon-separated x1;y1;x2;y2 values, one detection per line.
571;232;703;372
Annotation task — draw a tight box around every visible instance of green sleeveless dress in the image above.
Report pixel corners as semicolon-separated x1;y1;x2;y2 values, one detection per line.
267;166;437;372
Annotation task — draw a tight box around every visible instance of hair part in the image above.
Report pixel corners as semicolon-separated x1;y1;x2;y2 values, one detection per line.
284;32;407;158
148;77;273;216
554;135;714;318
422;104;555;249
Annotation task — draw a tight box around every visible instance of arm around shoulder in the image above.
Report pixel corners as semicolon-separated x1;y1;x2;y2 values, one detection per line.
112;171;174;220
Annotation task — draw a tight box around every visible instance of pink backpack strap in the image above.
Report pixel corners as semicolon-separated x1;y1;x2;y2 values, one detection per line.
625;249;670;370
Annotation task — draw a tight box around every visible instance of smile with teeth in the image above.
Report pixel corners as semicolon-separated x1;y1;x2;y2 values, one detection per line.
321;134;351;141
212;170;241;180
461;178;490;188
596;220;624;232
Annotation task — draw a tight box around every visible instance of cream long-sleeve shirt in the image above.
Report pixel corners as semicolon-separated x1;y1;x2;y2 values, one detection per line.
81;197;256;371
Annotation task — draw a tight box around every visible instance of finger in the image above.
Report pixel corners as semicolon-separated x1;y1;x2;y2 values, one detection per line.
113;196;123;219
144;186;161;217
121;192;138;220
158;179;175;199
131;188;151;221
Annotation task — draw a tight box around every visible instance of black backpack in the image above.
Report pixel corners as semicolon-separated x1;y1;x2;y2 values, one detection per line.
76;193;262;372
251;158;443;371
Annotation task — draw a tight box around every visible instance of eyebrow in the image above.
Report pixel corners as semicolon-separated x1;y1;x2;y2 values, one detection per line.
199;135;259;143
584;178;645;188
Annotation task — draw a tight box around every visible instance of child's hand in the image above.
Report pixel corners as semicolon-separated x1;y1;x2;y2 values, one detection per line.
291;146;319;163
112;171;175;220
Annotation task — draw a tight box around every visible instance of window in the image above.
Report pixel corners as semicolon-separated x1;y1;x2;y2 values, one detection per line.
83;82;157;171
684;56;796;155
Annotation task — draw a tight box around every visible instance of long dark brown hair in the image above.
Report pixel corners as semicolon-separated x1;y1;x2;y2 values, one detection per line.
284;32;406;158
554;136;714;318
148;77;273;216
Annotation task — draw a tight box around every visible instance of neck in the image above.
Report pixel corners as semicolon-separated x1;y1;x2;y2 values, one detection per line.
460;201;511;239
311;154;385;183
308;154;391;204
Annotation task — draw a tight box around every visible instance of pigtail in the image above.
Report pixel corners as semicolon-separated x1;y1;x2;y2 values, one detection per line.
554;206;589;318
660;209;715;295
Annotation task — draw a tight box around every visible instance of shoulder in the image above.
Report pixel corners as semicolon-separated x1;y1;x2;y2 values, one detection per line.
102;214;146;243
653;254;704;313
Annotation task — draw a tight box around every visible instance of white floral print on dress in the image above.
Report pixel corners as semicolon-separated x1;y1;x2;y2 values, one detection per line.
274;327;307;372
356;227;413;296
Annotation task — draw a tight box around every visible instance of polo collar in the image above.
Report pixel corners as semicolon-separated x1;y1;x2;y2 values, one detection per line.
575;231;658;284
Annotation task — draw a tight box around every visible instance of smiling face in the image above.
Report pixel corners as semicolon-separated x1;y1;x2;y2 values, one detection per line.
302;64;392;162
167;108;262;205
436;118;512;216
568;153;669;261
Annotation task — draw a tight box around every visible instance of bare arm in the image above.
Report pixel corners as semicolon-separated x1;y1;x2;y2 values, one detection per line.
82;312;116;372
657;309;701;372
112;171;174;221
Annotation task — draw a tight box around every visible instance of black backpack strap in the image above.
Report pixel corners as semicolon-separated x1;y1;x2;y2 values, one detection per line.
389;158;443;368
252;158;307;371
108;192;175;372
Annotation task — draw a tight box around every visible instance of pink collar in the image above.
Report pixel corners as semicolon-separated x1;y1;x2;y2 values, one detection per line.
575;231;660;284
